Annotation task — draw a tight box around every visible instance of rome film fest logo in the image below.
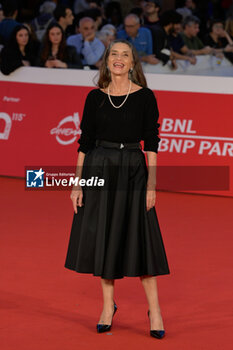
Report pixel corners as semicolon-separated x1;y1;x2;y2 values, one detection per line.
50;113;81;145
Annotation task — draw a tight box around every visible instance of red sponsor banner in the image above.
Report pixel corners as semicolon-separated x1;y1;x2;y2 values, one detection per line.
155;90;233;196
0;81;232;196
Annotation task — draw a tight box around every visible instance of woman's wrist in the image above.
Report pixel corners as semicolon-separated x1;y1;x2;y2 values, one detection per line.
72;184;82;191
147;182;156;190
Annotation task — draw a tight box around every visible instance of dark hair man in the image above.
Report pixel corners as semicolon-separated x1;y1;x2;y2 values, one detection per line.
54;4;74;33
0;0;19;45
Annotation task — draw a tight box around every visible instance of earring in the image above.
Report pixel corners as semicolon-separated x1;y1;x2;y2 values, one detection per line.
129;67;133;73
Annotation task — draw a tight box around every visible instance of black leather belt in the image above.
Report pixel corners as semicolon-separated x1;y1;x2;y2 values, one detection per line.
96;139;142;150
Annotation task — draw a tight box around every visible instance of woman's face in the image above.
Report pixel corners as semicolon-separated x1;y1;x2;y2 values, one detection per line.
107;42;134;76
212;22;224;36
49;27;63;45
16;29;29;47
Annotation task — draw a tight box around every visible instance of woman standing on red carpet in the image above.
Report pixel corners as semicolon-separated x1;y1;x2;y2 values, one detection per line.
64;38;170;339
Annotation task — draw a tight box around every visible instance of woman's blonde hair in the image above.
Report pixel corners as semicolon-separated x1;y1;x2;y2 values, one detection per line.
225;17;233;37
96;39;147;89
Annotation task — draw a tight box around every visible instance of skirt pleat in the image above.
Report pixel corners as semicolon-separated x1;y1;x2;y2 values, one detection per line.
64;145;170;279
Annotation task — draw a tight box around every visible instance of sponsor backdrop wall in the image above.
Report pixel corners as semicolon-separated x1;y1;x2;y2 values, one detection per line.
0;68;232;197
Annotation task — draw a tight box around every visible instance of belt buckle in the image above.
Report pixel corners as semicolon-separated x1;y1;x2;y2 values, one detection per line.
120;143;124;149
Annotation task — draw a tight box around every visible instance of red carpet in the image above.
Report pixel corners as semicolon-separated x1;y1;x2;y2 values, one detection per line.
0;176;232;350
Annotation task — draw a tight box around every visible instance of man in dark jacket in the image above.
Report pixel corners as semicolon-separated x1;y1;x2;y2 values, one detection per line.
0;0;19;45
149;10;181;66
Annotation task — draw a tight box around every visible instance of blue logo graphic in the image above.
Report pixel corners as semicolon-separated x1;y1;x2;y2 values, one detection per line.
26;168;45;188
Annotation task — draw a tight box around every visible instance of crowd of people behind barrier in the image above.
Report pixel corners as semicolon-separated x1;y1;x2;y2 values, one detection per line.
0;0;233;75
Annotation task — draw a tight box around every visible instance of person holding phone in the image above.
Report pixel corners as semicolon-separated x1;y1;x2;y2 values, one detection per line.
38;22;83;69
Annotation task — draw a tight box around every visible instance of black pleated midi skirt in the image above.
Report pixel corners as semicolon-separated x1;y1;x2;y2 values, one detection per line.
64;143;170;279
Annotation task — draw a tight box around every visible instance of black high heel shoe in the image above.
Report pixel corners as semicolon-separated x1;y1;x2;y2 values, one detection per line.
96;301;117;333
147;310;165;339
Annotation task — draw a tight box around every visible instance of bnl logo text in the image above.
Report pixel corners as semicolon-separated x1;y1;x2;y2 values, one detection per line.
26;168;45;187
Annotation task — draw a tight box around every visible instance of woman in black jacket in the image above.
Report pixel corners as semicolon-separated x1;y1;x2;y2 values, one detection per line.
204;19;233;64
38;22;83;69
0;24;38;75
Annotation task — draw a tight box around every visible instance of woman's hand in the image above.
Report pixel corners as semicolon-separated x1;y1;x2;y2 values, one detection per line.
70;186;83;214
45;59;55;68
187;55;197;65
203;46;213;55
53;59;68;68
146;189;156;211
146;54;160;65
224;44;233;53
215;52;224;59
170;57;177;70
220;29;229;39
22;60;30;66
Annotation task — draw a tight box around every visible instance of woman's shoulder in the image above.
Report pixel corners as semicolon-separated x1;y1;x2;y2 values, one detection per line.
1;45;16;54
141;86;155;94
83;88;102;103
0;45;21;60
86;88;100;98
66;44;76;52
65;45;78;56
141;87;157;101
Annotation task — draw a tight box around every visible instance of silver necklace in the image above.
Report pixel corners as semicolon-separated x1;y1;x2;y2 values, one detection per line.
107;80;132;108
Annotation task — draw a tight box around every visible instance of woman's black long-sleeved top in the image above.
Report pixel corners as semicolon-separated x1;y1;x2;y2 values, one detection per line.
0;45;37;75
37;45;83;69
77;87;161;154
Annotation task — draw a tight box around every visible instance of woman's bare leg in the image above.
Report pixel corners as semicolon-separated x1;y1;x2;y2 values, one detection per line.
140;275;164;330
98;278;115;324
